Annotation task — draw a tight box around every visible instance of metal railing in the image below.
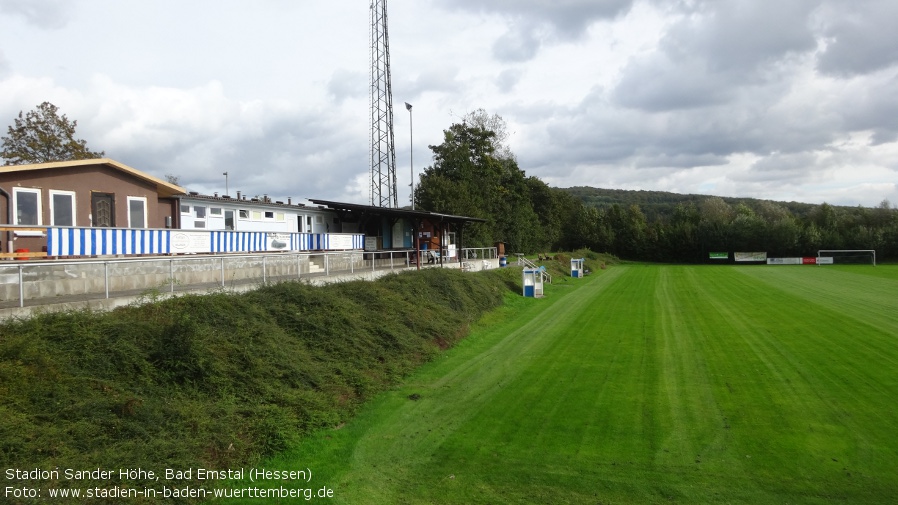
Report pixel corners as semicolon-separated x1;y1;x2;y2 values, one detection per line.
0;247;498;309
460;247;499;260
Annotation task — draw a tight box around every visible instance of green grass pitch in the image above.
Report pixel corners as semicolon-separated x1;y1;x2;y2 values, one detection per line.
250;265;898;504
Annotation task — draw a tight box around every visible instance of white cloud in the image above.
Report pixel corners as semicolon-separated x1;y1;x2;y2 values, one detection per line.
0;0;71;29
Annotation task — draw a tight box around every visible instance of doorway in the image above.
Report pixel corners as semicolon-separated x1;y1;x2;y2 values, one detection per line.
91;192;115;227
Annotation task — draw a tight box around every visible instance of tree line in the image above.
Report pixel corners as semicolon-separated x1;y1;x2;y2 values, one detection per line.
417;111;898;262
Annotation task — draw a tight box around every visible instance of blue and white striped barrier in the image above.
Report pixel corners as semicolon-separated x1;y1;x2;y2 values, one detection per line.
48;227;171;256
210;231;267;253
46;227;364;256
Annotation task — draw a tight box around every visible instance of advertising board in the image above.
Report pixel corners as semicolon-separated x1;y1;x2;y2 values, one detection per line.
766;258;801;265
735;252;767;262
171;231;212;254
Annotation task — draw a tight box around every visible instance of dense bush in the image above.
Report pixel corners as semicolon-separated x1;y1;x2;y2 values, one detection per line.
0;267;515;500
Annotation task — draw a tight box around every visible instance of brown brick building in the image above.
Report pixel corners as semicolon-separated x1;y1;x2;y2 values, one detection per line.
0;158;185;255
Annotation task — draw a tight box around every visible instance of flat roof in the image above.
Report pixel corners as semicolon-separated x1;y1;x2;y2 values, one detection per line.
179;192;312;210
307;199;487;224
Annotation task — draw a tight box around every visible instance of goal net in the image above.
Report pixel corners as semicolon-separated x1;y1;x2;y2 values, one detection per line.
817;249;876;266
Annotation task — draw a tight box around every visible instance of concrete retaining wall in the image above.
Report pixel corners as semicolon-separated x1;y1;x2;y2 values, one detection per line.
0;254;499;320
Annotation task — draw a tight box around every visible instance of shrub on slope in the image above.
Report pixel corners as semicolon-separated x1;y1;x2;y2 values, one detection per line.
0;268;509;498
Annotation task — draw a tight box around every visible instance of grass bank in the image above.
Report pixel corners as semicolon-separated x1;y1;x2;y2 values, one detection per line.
2;264;561;501
264;264;898;504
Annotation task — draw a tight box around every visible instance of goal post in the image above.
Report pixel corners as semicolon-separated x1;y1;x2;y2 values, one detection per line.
817;249;876;266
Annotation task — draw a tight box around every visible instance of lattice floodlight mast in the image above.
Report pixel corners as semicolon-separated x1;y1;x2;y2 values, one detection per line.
370;0;399;208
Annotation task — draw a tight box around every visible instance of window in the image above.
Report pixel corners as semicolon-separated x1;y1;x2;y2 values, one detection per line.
316;215;323;224
276;212;285;222
194;221;206;228
50;190;76;226
13;188;41;225
251;211;262;220
306;216;312;230
210;207;222;216
194;206;206;218
264;211;274;219
127;197;148;228
181;204;190;214
239;209;249;219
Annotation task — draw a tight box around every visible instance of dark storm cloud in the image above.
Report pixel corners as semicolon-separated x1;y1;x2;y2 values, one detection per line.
527;0;898;200
816;0;898;76
438;0;633;35
836;73;898;144
437;0;634;61
671;0;818;72
611;55;736;111
516;71;839;184
612;0;818;112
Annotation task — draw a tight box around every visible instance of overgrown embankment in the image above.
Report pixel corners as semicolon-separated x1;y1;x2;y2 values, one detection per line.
0;267;522;495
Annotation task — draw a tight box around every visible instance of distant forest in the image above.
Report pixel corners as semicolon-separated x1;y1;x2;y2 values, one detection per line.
563;187;826;222
559;186;898;262
414;112;898;262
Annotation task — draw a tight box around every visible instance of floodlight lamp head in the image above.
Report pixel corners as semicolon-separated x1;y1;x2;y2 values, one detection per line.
405;102;412;110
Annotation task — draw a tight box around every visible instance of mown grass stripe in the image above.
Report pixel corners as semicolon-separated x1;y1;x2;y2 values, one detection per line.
259;265;898;505
682;266;897;501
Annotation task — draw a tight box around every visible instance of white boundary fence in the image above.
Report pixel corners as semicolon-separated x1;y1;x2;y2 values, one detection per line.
0;247;498;311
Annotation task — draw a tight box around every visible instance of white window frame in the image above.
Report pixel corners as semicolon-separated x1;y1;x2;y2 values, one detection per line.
13;187;42;226
127;196;148;228
49;189;76;226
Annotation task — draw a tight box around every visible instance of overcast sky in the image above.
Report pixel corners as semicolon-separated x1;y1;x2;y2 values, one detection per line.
1;0;896;208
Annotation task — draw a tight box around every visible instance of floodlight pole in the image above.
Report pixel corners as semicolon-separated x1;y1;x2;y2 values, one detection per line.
406;102;414;210
223;171;229;196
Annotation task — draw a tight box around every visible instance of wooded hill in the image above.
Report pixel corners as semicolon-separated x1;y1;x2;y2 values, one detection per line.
558;186;898;262
562;186;823;222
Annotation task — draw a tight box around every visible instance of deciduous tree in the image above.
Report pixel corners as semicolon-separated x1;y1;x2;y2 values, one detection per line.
1;102;105;165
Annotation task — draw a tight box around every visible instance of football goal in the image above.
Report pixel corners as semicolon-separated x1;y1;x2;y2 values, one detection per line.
817;249;876;266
